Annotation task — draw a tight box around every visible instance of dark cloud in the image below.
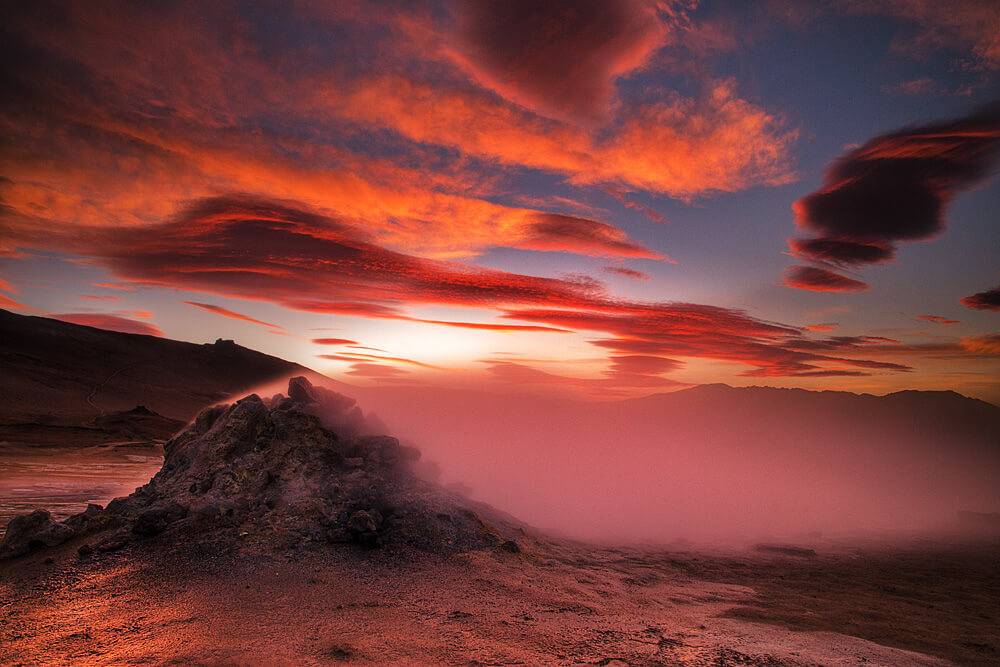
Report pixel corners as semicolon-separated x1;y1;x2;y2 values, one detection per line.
788;238;894;266
452;0;669;122
783;266;868;293
786;105;1000;287
961;285;1000;311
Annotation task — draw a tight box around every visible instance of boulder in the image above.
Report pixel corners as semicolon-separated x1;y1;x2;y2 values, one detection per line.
0;510;76;558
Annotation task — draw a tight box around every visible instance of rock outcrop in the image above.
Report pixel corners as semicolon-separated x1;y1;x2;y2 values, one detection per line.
1;377;517;559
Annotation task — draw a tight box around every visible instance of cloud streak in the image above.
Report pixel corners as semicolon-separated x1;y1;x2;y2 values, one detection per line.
183;301;284;330
52;313;164;337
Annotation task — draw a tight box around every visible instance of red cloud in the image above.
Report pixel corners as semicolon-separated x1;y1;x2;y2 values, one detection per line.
312;338;360;346
408;319;570;333
603;266;651;281
184;301;284;330
961;286;1000;311
0;0;795;272
8;196;937;386
52;313;164;337
342;362;412;379
319;352;438;369
917;314;960;325
804;323;837;332
783;266;868;293
0;293;25;310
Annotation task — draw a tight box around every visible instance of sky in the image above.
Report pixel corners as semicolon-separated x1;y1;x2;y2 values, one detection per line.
1;0;998;401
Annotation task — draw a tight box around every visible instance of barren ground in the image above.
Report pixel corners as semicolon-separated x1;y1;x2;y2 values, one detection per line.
2;529;998;665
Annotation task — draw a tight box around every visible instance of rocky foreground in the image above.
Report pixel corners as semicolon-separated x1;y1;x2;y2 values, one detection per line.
0;377;520;561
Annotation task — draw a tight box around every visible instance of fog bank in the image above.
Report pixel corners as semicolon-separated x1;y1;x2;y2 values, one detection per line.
257;377;1000;544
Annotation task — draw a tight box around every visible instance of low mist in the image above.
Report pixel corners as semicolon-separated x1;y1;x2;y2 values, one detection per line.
253;376;1000;545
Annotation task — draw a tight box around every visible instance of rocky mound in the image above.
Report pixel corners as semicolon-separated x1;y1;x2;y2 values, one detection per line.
1;377;519;560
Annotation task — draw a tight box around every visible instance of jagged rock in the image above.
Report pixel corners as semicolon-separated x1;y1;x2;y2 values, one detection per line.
0;510;75;558
64;504;104;530
287;376;317;404
0;376;516;559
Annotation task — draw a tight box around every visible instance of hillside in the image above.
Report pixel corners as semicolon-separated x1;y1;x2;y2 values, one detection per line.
0;308;322;425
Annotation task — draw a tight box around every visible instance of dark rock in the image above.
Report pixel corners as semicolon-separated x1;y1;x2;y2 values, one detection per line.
287;376;317;404
96;532;130;553
347;509;383;547
500;540;521;553
0;510;75;559
78;543;94;559
132;502;189;537
64;503;104;530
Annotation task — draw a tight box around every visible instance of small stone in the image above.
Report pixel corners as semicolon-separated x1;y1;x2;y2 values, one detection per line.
347;509;382;547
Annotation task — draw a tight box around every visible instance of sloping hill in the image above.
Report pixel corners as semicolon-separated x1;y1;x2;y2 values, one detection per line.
0;308;322;425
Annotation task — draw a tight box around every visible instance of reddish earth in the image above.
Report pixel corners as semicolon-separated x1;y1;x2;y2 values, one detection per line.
6;535;998;665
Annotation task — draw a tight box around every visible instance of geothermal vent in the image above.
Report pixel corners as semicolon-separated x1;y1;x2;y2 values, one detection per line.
1;377;521;559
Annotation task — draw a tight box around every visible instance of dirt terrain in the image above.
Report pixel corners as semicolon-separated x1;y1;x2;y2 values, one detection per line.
3;533;998;665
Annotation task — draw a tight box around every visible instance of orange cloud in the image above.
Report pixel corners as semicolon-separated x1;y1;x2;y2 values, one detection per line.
333;75;796;200
312;338;360;346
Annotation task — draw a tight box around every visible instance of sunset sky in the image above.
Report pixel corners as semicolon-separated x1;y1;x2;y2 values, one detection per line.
1;1;998;401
